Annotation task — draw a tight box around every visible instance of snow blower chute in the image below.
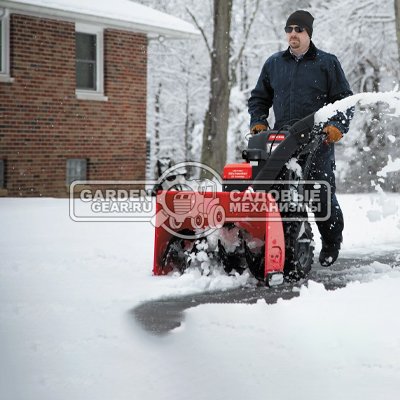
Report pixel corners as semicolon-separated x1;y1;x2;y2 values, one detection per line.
153;113;321;286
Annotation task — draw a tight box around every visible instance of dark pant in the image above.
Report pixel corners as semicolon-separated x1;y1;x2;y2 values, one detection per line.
306;143;344;245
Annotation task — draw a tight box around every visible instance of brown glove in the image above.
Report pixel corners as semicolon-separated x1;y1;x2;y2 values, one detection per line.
251;123;268;134
323;125;343;143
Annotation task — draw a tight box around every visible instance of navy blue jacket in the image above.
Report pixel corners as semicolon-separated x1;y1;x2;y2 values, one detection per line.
248;42;353;135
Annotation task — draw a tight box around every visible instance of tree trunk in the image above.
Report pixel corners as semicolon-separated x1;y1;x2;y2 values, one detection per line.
201;0;232;175
396;0;400;65
184;77;192;161
154;82;162;159
240;0;249;91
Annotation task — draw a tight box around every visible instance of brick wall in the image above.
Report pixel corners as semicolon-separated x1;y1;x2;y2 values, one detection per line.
0;14;147;197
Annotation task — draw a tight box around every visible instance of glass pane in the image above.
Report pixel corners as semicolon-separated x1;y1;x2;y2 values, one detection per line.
76;32;96;61
76;61;96;90
0;159;4;188
66;159;87;185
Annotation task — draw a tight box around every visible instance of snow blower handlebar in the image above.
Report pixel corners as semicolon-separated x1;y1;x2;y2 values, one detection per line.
287;112;316;143
248;112;321;190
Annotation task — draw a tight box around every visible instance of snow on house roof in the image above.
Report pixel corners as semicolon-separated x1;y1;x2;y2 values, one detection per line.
1;0;200;38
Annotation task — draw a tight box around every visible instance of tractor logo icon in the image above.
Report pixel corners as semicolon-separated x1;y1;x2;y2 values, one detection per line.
168;181;226;230
153;164;226;235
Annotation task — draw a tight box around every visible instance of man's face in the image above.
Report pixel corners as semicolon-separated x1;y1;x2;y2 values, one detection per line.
286;25;310;52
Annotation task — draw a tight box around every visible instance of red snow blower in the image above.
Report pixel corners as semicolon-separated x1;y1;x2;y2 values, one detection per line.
153;113;323;286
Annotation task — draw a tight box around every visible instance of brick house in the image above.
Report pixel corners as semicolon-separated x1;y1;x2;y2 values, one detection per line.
0;0;198;197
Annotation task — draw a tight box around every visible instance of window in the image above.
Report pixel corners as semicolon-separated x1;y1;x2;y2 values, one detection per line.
75;23;107;101
76;32;96;90
0;8;13;82
66;159;87;185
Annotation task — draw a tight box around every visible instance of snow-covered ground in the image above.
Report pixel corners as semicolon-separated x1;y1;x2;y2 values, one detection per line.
1;193;400;400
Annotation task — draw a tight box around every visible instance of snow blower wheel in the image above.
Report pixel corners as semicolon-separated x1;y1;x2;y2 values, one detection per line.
283;220;314;280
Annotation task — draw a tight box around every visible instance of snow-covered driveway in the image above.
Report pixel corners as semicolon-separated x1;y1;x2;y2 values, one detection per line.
1;195;400;400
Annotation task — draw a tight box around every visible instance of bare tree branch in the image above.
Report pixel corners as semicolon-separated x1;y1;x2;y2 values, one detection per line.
186;7;212;57
230;0;261;87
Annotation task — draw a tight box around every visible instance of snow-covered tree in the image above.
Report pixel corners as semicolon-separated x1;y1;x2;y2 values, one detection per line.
310;0;400;192
396;0;400;64
138;0;400;191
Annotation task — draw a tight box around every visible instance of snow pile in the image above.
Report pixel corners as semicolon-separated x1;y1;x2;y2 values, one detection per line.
163;227;258;294
1;197;400;400
174;274;400;399
330;193;400;254
314;261;400;287
10;0;200;37
377;155;400;178
166;267;254;295
315;89;400;124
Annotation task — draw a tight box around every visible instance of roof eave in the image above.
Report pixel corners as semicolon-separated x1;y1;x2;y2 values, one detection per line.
2;1;200;39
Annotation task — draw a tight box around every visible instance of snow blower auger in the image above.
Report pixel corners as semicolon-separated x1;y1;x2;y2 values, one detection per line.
153;113;323;286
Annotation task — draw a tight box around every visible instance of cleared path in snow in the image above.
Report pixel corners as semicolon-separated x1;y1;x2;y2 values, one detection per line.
132;251;400;335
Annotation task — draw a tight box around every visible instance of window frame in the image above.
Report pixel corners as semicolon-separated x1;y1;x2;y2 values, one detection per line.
75;23;107;101
0;8;13;83
0;159;5;189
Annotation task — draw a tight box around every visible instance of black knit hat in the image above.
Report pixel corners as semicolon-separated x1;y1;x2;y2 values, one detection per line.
286;10;314;38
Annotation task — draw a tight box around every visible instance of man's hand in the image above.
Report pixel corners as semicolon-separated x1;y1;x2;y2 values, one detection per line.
323;125;343;143
251;123;268;134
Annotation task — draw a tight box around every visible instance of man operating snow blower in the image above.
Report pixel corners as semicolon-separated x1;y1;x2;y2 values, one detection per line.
248;10;353;267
